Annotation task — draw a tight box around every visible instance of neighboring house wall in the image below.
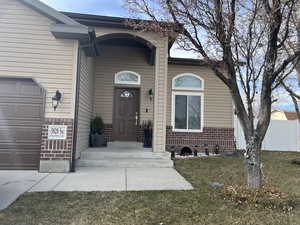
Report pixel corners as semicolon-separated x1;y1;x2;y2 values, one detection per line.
76;50;95;158
166;64;234;153
0;0;78;172
271;111;288;120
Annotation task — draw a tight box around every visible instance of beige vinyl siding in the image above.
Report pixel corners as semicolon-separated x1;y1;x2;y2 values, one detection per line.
93;45;155;124
76;50;95;158
0;0;77;118
167;65;233;128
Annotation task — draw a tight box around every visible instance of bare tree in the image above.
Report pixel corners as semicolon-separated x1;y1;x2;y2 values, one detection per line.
124;0;300;188
281;80;300;121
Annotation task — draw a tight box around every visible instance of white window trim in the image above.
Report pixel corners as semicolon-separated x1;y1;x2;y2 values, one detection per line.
115;71;141;85
172;73;204;91
171;91;204;133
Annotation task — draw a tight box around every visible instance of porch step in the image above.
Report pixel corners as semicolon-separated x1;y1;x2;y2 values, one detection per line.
77;141;173;168
76;158;174;168
107;141;144;149
81;150;171;160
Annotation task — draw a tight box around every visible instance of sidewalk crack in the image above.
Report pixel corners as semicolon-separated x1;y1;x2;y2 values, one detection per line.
27;173;50;192
125;168;128;191
52;174;67;191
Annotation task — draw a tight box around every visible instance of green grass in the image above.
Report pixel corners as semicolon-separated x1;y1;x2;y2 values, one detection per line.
1;151;300;225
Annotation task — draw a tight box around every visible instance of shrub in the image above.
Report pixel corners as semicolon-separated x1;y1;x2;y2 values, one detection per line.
90;116;104;134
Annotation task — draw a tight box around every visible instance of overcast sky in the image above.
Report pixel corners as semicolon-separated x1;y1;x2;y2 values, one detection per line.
40;0;296;111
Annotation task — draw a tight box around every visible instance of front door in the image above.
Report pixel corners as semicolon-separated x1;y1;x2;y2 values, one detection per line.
113;88;140;141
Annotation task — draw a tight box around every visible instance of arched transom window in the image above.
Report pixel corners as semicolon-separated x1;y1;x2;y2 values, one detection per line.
172;73;204;91
172;73;204;132
115;71;141;85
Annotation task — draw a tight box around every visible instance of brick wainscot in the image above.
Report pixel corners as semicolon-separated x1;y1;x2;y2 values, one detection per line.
166;126;235;154
40;118;74;172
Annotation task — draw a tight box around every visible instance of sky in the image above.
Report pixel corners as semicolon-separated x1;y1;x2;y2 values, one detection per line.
40;0;297;111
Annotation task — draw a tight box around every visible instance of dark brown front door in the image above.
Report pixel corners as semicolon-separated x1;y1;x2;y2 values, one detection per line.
113;88;140;141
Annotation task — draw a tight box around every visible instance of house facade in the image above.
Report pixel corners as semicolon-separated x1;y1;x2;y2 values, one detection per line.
0;0;234;172
271;110;298;121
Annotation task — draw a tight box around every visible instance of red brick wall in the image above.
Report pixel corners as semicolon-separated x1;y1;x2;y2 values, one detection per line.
40;118;73;161
103;124;234;154
166;126;235;154
103;124;113;142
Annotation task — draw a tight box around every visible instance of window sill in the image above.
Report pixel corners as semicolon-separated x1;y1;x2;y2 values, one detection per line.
172;129;203;133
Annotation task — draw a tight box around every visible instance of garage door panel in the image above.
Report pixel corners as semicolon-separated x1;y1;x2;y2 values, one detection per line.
0;78;42;97
0;120;42;126
20;82;43;97
0;126;41;142
0;151;40;170
0;96;43;104
0;103;43;120
0;144;41;150
0;78;43;170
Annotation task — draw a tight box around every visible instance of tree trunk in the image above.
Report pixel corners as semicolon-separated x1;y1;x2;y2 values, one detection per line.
245;135;263;188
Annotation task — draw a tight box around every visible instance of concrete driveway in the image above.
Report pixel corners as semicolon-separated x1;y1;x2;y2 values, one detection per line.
0;171;48;210
0;167;193;210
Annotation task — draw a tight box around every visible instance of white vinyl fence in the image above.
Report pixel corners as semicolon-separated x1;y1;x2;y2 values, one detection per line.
235;117;300;152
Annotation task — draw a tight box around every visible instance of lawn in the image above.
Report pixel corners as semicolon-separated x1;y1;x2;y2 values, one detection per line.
1;151;300;225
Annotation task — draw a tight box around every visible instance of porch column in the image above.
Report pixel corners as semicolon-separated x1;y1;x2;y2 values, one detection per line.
153;38;168;152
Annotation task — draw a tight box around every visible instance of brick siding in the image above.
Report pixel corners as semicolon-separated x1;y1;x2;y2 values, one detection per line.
166;126;235;154
40;118;73;161
103;124;113;142
103;124;235;154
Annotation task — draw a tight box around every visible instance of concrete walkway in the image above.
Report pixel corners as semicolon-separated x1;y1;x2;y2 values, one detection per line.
0;167;193;210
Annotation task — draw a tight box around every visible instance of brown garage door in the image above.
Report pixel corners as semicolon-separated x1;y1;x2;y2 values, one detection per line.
0;78;44;170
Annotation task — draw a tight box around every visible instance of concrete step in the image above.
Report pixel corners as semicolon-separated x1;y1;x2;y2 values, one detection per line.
107;141;144;149
76;158;174;168
81;151;171;160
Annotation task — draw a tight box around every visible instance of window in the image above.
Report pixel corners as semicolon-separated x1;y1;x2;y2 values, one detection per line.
172;73;204;132
172;73;204;90
115;71;141;85
120;90;133;98
172;92;204;132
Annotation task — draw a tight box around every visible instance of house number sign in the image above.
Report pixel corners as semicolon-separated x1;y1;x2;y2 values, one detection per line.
48;125;67;140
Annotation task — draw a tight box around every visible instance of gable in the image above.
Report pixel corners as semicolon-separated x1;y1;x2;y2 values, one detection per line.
17;0;80;25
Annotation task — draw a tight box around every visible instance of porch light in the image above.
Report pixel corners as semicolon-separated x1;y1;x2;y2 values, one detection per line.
148;89;154;101
52;90;62;111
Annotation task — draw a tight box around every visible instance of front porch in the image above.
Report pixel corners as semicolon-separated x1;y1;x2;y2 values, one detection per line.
75;31;169;160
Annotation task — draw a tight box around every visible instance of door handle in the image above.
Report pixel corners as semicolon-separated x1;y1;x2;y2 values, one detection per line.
135;112;139;126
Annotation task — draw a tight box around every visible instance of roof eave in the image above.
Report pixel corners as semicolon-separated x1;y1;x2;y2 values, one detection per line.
50;24;89;40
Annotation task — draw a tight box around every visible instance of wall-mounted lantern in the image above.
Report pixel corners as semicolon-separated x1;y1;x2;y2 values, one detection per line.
148;89;154;101
52;90;62;111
